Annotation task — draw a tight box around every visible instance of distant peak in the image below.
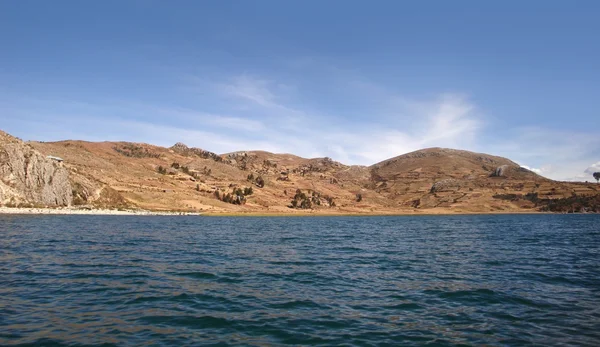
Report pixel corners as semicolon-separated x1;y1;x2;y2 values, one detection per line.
171;142;189;150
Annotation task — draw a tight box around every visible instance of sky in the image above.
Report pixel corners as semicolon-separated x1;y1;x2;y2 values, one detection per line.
1;1;599;181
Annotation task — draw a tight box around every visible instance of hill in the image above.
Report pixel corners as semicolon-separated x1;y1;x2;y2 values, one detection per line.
0;129;596;214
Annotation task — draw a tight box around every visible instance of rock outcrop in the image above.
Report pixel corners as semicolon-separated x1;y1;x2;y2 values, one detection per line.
0;131;72;206
170;142;223;162
491;165;510;177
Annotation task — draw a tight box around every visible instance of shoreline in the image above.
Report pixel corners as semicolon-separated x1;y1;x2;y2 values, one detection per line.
201;210;554;217
0;206;565;216
0;207;201;216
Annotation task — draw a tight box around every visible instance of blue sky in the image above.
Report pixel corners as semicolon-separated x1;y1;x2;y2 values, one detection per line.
1;1;599;181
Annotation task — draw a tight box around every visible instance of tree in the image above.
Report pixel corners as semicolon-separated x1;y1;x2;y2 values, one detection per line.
594;172;600;183
356;193;362;202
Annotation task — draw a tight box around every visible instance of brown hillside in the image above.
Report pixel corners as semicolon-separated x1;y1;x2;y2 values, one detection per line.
17;135;599;214
369;148;598;212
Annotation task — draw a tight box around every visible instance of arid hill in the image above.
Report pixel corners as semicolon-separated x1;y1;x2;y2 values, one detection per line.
0;129;596;214
0;131;72;206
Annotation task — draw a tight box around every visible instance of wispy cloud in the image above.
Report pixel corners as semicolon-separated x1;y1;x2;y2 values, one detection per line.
2;70;597;182
221;75;277;108
153;107;265;132
319;95;481;164
486;127;600;181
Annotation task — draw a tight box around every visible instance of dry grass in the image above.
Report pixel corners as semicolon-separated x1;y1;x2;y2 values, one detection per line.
27;140;599;214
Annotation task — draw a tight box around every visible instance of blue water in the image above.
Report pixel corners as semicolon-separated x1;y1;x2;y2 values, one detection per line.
1;215;599;346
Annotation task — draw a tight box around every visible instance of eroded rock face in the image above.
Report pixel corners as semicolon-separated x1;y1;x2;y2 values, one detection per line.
491;165;510;177
0;131;72;206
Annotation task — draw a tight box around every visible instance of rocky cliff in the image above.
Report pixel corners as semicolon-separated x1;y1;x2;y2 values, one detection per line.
0;131;72;206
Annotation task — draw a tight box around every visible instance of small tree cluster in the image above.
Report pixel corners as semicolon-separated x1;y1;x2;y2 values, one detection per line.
594;172;600;183
221;193;246;205
289;189;335;209
290;189;312;209
323;195;336;207
247;173;265;188
215;186;253;205
157;165;167;174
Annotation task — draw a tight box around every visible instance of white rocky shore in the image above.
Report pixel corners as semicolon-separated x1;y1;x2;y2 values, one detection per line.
0;207;201;215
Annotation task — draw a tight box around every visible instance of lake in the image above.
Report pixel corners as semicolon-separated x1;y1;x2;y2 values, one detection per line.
1;215;599;346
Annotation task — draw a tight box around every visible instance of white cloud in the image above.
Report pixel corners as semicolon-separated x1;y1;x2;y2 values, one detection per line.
318;95;481;164
584;162;600;175
3;71;598;183
518;165;543;174
204;73;483;164
487;127;600;181
1;75;485;166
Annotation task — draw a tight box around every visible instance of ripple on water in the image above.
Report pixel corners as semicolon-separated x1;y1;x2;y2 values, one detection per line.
1;214;600;346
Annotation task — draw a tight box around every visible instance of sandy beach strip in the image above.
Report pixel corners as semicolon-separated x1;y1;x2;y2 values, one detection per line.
0;207;201;216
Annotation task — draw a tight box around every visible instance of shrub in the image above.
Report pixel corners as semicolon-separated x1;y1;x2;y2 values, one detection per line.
289;189;335;209
255;176;265;188
113;144;160;158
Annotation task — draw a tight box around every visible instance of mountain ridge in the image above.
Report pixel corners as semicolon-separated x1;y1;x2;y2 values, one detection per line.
1;129;598;213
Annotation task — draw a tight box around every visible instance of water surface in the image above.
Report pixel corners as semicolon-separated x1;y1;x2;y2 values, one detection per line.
1;215;599;346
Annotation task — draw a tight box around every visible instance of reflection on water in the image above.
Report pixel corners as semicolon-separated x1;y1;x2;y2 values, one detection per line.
1;215;600;346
